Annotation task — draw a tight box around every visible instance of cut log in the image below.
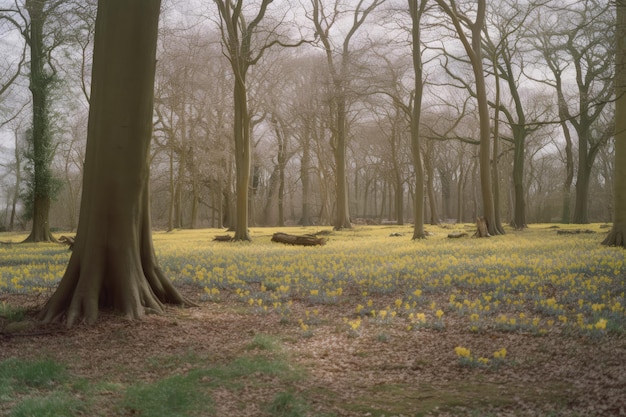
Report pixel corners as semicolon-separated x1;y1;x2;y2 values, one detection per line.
59;235;75;250
213;234;234;242
271;232;326;246
448;232;468;239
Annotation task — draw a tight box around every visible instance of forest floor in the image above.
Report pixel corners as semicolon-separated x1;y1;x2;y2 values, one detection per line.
1;286;625;417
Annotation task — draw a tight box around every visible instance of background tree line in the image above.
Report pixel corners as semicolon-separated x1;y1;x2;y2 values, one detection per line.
0;0;617;239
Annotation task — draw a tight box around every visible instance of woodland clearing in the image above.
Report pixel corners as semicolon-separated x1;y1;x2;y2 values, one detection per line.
0;224;625;416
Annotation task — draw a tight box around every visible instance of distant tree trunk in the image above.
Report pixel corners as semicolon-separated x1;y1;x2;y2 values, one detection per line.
603;0;626;247
23;0;57;243
300;123;312;226
424;141;439;225
333;92;351;229
409;0;427;238
9;129;22;231
39;0;186;326
436;0;502;236
560;122;574;223
572;137;592;224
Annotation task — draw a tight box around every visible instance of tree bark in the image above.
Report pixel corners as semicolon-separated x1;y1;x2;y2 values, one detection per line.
409;0;427;239
23;0;57;243
603;0;626;247
39;0;186;326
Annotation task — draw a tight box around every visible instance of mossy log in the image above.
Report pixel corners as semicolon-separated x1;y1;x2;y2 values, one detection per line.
448;232;468;239
271;232;326;246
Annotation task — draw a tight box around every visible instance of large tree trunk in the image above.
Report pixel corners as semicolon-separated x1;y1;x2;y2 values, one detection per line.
233;75;252;240
603;0;626;247
39;0;185;326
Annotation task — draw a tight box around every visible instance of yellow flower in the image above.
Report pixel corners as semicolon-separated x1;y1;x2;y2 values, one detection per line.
436;309;444;319
594;318;607;330
454;346;471;358
493;348;507;359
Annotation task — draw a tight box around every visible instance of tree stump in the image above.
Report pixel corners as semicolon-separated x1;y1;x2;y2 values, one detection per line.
474;217;490;238
271;232;326;246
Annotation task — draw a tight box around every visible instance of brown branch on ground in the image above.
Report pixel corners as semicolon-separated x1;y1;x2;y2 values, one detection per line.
59;235;75;250
214;235;234;242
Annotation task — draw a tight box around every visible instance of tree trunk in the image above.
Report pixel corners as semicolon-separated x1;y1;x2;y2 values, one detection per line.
39;0;186;326
409;0;427;239
299;124;312;226
233;74;252;240
23;0;56;243
603;0;626;247
333;92;352;230
572;142;591;224
424;141;439;225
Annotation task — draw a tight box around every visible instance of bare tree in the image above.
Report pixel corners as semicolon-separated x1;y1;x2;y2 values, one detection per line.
530;0;614;224
213;0;307;240
435;0;503;235
309;0;386;230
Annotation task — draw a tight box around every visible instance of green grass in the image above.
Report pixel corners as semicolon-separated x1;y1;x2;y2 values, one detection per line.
121;373;210;417
9;392;84;417
265;391;310;417
0;358;67;392
0;303;26;322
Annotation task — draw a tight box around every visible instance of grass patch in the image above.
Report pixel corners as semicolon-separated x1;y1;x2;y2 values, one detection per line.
245;333;281;352
0;358;67;392
265;391;310;417
9;392;84;417
0;303;26;322
122;373;210;417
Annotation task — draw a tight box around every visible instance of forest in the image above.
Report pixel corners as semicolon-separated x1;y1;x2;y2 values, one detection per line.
0;1;625;415
0;0;618;237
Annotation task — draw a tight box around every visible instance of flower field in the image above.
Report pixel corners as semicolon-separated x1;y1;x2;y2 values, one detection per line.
1;224;625;415
1;224;625;339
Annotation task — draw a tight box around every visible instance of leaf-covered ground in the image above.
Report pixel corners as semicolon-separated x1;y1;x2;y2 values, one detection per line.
1;225;625;416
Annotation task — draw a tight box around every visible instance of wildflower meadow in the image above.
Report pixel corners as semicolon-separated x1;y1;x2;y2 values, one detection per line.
1;223;625;416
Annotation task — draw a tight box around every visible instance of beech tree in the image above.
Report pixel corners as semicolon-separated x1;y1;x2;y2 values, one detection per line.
603;0;626;247
435;0;503;236
310;0;386;230
213;0;306;240
531;0;614;224
39;0;186;326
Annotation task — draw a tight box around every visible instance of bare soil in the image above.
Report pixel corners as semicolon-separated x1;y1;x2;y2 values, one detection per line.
1;287;625;417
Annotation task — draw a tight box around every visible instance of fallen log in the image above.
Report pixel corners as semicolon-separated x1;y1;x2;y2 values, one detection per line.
271;232;326;246
59;235;75;250
448;232;468;239
556;229;595;235
213;234;234;242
